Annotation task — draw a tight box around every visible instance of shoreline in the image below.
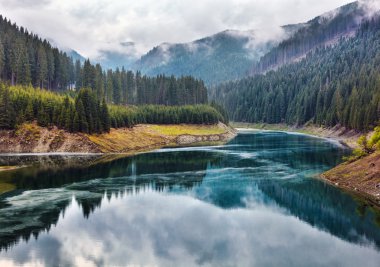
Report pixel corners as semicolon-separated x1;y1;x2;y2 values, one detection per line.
321;152;380;209
231;122;364;149
234;124;380;209
0;122;236;155
2;124;378;209
235;127;351;149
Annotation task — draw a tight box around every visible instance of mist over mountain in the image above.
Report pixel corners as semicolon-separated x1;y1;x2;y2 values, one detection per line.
75;27;289;86
93;42;139;70
251;1;376;75
210;0;380;132
132;28;290;86
59;1;378;88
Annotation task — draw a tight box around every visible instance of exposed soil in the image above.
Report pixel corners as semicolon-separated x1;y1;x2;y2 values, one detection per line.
0;122;236;154
0;124;101;153
322;152;380;208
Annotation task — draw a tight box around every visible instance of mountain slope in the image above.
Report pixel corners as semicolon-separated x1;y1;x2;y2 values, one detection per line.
109;1;368;86
212;13;380;131
134;29;284;86
94;42;139;70
251;1;370;74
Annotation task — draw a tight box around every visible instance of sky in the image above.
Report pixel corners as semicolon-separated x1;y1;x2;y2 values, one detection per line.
0;0;357;59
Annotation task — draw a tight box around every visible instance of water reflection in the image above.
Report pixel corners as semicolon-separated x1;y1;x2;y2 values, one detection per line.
0;131;379;267
1;193;380;267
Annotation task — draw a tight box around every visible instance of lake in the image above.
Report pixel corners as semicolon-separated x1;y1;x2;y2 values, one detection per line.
0;131;379;267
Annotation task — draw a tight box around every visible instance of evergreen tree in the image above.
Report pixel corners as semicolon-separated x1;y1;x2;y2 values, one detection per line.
25;99;34;121
106;69;113;103
0;87;15;129
74;60;82;89
36;45;48;88
0;40;4;79
75;100;88;133
101;98;111;132
37;104;50;127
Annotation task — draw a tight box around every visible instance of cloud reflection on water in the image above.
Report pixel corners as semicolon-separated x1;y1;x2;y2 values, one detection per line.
1;192;380;267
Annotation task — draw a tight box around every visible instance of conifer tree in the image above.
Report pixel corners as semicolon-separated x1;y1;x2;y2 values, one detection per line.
0;87;15;129
25;100;34;121
76;99;88;133
0;41;4;79
36;46;48;89
37;104;50;127
101;98;111;132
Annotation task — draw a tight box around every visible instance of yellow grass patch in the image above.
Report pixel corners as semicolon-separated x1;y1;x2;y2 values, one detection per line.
87;124;227;153
87;126;169;153
148;124;226;136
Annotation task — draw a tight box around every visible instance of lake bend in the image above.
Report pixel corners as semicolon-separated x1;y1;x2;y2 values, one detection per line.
0;131;379;267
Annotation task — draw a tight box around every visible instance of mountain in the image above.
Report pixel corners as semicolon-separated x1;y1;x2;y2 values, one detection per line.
46;38;86;64
212;11;380;131
251;1;370;74
133;29;287;86
93;42;139;70
55;1;373;90
66;49;86;63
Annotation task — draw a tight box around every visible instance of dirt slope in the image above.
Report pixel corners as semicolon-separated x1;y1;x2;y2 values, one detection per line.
322;152;380;208
0;123;236;154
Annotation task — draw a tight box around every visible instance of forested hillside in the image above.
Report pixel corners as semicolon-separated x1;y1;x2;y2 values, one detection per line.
135;30;279;86
0;84;225;134
0;15;227;135
0;15;208;106
212;14;380;131
251;1;367;74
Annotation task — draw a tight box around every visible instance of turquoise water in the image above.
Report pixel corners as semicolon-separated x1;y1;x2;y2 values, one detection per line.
0;131;379;267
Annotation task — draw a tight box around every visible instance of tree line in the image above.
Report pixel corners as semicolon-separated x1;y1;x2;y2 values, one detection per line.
0;84;225;134
212;14;380;131
0;15;208;106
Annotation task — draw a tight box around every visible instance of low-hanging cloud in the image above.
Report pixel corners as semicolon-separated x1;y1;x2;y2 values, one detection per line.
0;0;354;59
359;0;380;17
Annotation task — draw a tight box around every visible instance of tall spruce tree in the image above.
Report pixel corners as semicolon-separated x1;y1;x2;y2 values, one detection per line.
0;87;15;129
101;98;110;132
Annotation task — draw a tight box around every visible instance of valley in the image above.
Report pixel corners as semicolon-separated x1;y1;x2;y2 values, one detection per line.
0;1;380;266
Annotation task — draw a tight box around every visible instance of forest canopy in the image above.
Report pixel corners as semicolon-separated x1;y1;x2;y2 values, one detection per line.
0;15;208;106
212;15;380;131
0;15;226;134
0;84;226;134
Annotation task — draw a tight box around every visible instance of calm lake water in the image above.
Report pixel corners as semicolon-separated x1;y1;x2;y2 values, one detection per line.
0;131;379;267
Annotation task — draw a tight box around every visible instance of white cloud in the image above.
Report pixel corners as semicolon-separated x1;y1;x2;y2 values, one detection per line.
0;0;354;59
2;192;380;266
359;0;380;17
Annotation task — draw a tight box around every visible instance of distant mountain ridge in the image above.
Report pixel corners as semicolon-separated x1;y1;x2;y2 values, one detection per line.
211;5;380;131
67;1;373;86
251;1;373;74
133;29;284;86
